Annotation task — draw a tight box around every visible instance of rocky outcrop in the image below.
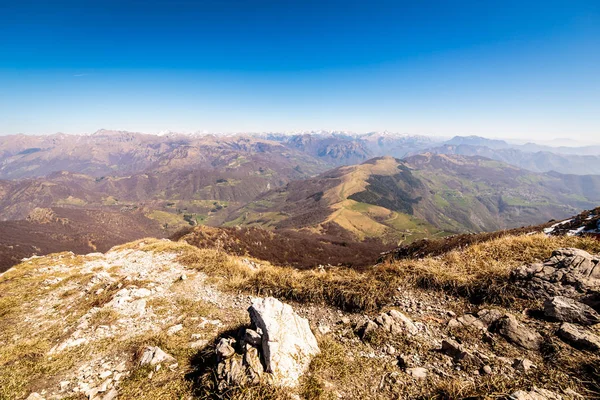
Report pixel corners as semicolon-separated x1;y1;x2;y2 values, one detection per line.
216;297;320;390
556;322;600;351
440;339;483;367
491;314;543;350
512;248;600;301
355;309;419;339
543;296;600;325
248;297;320;387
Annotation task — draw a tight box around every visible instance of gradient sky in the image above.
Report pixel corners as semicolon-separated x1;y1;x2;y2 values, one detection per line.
1;0;599;141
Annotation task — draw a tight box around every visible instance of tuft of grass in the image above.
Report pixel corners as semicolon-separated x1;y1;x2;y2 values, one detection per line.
88;308;119;328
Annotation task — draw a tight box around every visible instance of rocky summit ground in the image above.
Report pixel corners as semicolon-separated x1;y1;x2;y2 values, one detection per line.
1;233;600;400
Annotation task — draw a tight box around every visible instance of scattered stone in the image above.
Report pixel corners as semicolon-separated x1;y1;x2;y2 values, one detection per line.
388;309;419;335
557;322;600;351
317;324;331;335
385;345;396;355
544;296;600;325
190;339;209;349
508;387;563;400
167;324;183;335
102;388;119;400
26;393;45;400
216;338;236;359
513;358;536;372
339;316;351;325
138;346;176;366
476;309;503;327
355;319;378;339
492;314;542;350
440;339;482;366
179;273;187;281
482;365;492;375
406;367;428;380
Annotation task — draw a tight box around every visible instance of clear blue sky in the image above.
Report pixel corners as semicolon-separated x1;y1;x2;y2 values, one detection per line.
1;0;598;141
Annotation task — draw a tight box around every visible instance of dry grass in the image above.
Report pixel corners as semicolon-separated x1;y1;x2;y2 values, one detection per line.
169;233;600;311
388;233;600;304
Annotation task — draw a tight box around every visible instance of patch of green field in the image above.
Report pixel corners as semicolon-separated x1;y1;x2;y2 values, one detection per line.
102;196;119;206
56;196;87;206
227;155;249;168
146;210;188;229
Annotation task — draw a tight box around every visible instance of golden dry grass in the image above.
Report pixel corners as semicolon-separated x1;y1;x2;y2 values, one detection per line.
168;233;600;310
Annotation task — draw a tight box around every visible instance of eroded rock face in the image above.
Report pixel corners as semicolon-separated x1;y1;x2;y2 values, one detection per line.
543;296;600;325
248;297;320;388
512;248;600;301
491;314;543;350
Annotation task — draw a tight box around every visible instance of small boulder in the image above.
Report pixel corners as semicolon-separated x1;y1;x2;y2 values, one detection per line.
441;339;482;366
167;324;183;336
248;297;320;388
513;358;536;372
355;319;378;339
492;314;543;350
508;387;563;400
406;367;428;380
388;309;419;335
557;322;600;351
138;346;176;366
216;338;236;359
544;296;600;325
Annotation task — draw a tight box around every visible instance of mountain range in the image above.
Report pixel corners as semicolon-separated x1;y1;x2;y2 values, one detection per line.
1;130;600;268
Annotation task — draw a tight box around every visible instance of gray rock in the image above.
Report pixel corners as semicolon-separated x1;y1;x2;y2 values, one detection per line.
138;346;176;366
492;314;543;350
243;329;262;347
508;387;563;400
102;388;119;400
406;367;428;380
388;309;419;335
441;339;482;366
544;296;600;325
248;297;320;388
216;338;236;359
356;319;378;339
513;358;536;372
243;345;264;384
476;309;503;327
512;248;600;300
217;353;246;391
557;322;600;351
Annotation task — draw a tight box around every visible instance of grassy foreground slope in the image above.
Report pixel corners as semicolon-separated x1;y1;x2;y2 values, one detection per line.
1;232;600;399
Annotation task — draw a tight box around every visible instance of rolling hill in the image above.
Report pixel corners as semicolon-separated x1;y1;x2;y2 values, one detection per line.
224;154;600;243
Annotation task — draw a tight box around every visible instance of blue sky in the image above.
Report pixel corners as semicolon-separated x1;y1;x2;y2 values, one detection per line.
0;0;599;141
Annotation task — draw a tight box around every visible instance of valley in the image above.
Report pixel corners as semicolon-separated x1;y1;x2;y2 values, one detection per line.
2;131;600;271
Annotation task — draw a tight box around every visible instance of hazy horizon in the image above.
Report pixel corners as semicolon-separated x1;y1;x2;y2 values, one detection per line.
1;1;599;142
